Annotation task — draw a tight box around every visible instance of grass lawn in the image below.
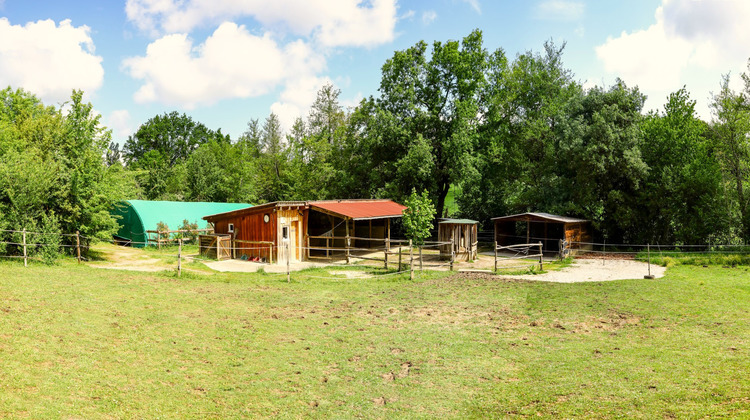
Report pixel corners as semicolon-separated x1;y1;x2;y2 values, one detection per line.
0;258;748;418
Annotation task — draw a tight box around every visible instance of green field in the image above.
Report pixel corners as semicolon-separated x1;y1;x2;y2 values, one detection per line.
0;258;749;418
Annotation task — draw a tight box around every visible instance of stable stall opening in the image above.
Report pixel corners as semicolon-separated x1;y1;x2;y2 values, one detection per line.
492;213;592;256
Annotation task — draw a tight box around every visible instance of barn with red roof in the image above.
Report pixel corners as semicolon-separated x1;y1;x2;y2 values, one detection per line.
202;199;406;264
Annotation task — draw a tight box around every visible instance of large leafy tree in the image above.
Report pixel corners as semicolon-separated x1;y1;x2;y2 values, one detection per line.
460;41;581;222
0;88;131;242
710;73;750;239
123;111;229;200
557;81;649;241
639;88;727;244
123;111;229;166
345;29;489;217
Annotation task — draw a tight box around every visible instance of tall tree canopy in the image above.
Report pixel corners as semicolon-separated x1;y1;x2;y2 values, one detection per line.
343;29;489;217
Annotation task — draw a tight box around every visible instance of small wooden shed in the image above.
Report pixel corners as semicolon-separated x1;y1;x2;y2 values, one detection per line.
438;218;478;261
492;212;592;255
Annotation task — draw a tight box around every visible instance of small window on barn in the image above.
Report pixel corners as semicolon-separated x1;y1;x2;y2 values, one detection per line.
282;226;289;240
263;214;270;223
228;223;234;233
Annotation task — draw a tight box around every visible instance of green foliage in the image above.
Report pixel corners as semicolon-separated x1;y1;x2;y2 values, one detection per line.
35;212;62;265
402;189;436;246
155;221;169;240
179;219;199;242
0;87;128;244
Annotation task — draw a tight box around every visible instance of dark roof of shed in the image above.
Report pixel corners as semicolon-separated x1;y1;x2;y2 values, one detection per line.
438;218;478;224
491;212;588;224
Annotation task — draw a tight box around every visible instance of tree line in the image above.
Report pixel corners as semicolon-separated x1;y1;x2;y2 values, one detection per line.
3;29;750;246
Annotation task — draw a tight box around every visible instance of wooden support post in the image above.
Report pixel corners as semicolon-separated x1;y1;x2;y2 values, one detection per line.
23;229;27;267
177;239;182;278
76;230;81;263
419;245;423;271
450;249;454;271
526;221;530;244
398;245;402;271
409;240;414;280
644;243;655;279
345;220;351;264
286;242;291;283
538;242;543;271
494;240;498;272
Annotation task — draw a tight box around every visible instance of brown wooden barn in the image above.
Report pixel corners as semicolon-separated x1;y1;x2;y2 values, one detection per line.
492;212;592;255
438;219;478;261
201;199;406;264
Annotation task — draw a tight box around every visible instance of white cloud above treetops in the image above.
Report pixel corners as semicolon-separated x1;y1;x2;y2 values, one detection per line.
0;18;104;104
122;22;326;109
124;0;397;48
595;0;750;118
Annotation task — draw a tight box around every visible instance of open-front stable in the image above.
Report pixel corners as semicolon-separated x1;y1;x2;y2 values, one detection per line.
492;212;592;255
201;200;407;265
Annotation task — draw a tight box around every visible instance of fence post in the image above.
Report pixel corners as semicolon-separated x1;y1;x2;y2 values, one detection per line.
398;245;402;271
450;249;454;271
345;235;350;264
602;237;606;265
538;242;543;271
558;239;563;260
23;229;27;267
177;239;182;278
644;243;655;279
409;239;414;280
286;242;291;283
76;230;81;263
384;238;389;270
494;240;498;272
419;245;423;271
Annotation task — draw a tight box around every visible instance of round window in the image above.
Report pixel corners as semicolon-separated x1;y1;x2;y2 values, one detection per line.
263;214;270;223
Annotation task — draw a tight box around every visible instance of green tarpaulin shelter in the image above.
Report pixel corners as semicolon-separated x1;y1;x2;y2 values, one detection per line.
112;200;252;247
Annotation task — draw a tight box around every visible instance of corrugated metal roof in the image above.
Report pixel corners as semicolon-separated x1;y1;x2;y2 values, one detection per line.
438;218;478;224
491;212;588;224
309;200;407;220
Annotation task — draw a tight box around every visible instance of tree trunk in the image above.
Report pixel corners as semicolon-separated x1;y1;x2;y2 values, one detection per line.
436;181;450;219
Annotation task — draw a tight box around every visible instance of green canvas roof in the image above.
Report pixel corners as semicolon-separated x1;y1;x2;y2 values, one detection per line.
112;200;252;247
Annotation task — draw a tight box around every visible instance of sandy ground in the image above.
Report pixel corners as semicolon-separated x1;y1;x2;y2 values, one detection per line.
201;259;332;273
90;243;666;282
501;258;666;283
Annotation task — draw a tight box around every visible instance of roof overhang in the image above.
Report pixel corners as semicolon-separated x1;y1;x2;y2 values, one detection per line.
308;200;407;221
491;212;588;224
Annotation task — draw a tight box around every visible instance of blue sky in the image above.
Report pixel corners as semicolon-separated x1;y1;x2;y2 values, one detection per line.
1;0;748;144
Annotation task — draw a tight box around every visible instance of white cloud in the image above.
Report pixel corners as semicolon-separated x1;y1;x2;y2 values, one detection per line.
0;18;103;104
535;0;584;21
594;0;750;119
125;0;397;48
422;10;437;25
106;109;134;140
461;0;481;14
271;75;332;131
122;22;325;109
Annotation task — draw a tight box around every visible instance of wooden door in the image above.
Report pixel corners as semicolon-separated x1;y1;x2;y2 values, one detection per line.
291;221;299;261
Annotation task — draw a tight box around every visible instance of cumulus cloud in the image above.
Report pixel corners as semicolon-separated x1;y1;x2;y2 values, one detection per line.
0;18;103;104
125;0;397;48
122;22;325;109
422;10;437;25
461;0;481;14
594;0;750;118
106;109;135;140
535;0;584;21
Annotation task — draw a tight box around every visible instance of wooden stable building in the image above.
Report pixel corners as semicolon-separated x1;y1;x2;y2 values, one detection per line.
201;200;406;264
492;212;592;255
438;219;478;261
